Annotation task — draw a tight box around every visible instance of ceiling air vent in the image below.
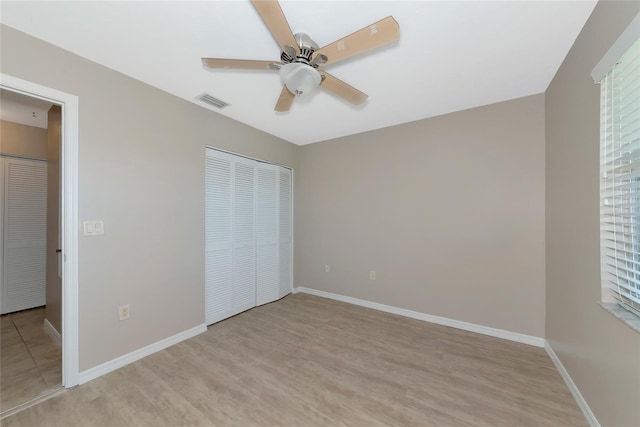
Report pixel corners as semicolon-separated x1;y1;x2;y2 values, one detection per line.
197;93;229;109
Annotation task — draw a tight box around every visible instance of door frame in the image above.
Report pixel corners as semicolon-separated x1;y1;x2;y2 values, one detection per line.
1;74;80;387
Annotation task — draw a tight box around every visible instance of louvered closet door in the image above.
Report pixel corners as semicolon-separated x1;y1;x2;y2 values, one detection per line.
205;151;233;325
1;158;47;314
256;164;279;306
232;158;256;315
278;167;293;298
205;148;292;324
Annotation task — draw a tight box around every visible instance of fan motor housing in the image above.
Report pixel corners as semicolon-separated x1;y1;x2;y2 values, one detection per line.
281;32;318;66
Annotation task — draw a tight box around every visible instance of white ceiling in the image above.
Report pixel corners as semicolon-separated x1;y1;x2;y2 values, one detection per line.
0;89;53;129
0;1;597;145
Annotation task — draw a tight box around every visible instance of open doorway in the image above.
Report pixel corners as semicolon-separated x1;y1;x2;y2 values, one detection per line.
0;90;62;412
0;75;79;416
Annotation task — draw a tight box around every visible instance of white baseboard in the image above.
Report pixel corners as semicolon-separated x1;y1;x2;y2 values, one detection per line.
79;323;207;385
544;342;600;427
43;319;62;348
292;287;545;347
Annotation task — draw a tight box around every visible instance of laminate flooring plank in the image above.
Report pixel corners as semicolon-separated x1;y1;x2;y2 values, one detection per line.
3;294;586;426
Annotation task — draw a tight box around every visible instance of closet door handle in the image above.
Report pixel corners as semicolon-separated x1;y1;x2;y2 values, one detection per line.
55;249;62;253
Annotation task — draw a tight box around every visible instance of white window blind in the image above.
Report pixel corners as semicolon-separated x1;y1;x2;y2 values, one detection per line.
600;37;640;317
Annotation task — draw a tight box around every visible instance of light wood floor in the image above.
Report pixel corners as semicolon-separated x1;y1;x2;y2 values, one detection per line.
3;294;586;426
1;307;62;413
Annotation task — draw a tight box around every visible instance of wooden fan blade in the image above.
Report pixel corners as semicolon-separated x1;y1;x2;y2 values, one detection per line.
251;0;299;54
275;85;295;112
202;58;281;71
314;16;399;66
319;71;368;105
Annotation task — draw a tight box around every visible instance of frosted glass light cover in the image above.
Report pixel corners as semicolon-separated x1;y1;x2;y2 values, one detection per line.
280;63;321;96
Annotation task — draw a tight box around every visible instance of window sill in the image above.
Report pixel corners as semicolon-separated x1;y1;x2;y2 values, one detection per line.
599;302;640;334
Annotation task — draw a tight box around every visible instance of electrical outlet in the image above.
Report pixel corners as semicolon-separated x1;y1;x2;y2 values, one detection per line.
325;264;331;273
370;270;376;280
119;304;130;321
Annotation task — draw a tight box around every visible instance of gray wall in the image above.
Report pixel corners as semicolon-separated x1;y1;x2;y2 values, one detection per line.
0;25;298;372
296;94;546;337
0;119;48;159
545;1;640;426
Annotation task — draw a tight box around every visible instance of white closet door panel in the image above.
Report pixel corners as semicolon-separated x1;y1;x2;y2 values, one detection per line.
232;159;256;312
256;165;279;306
257;167;278;245
279;241;292;298
278;168;292;298
6;247;46;312
257;243;279;305
279;168;292;242
205;251;232;324
2;159;47;314
233;161;255;245
205;153;233;325
204;149;292;322
232;245;255;314
6;162;47;243
205;156;232;252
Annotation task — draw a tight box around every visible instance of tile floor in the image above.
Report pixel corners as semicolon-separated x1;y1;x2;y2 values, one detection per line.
0;307;62;413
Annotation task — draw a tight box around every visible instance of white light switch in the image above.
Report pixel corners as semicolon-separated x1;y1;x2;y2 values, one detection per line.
83;220;105;236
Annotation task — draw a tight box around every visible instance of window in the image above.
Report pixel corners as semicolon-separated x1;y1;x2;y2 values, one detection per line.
599;36;640;318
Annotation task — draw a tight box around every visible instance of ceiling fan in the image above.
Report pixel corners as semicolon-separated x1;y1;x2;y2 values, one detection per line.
201;0;399;112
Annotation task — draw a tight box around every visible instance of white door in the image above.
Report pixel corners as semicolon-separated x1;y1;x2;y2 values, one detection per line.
231;157;256;315
205;148;292;325
256;164;279;306
278;167;293;298
204;151;233;324
1;157;48;314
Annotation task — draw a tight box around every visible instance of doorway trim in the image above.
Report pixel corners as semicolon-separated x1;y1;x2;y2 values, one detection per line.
1;74;80;387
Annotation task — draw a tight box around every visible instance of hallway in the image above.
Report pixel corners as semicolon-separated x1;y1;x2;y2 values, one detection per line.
1;307;61;413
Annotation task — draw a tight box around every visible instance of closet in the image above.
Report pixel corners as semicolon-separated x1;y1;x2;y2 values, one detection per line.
0;157;48;314
205;148;292;325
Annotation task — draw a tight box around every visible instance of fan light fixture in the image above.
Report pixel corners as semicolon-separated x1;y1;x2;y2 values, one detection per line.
279;63;321;96
201;1;399;111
